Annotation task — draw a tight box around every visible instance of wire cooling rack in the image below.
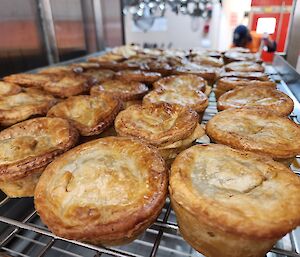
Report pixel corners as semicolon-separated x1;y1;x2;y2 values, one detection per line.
0;66;300;257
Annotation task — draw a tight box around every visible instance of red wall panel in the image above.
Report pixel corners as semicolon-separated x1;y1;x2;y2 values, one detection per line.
251;13;290;52
251;0;293;6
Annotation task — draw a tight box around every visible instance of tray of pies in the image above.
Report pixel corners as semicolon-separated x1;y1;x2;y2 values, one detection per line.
0;45;300;257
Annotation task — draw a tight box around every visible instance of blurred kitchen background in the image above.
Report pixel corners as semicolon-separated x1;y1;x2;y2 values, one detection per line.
0;0;299;77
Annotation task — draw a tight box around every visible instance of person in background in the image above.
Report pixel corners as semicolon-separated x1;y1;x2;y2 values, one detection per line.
232;25;277;53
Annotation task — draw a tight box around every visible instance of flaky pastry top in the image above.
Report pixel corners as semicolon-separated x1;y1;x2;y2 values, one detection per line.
0;88;57;126
115;69;162;83
47;95;121;136
170;144;300;239
38;66;74;75
224;51;261;62
0;89;54;110
0;81;21;96
153;75;206;92
0;117;78;180
90;80;149;101
42;74;92;98
206;108;300;158
216;77;276;91
81;69;115;83
191;55;224;67
224;61;264;72
143;88;208;113
3;73;52;88
217;86;294;116
218;71;269;81
115;103;199;146
34;137;167;238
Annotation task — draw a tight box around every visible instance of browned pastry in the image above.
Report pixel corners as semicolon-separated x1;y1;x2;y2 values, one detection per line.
38;66;74;76
3;73;52;88
41;73;93;98
143;87;208;117
115;69;162;84
88;45;139;64
217;86;294;116
115;103;207;159
223;51;262;64
218;71;269;81
88;52;126;63
170;144;300;257
172;63;218;85
117;56;152;71
189;49;223;59
0;117;78;197
90;80;149;101
206;108;300;163
69;62;100;70
190;55;224;68
224;61;265;72
34;136;168;245
0;88;57;126
216;77;276;92
80;69;115;84
0;81;21;96
214;77;277;100
47;95;122;136
153;74;206;92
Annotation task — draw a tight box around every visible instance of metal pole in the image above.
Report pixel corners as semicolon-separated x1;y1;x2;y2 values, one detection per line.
36;0;59;64
92;0;106;51
120;0;126;45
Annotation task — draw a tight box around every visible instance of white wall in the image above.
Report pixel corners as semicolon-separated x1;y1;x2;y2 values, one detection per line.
124;0;251;51
124;5;222;50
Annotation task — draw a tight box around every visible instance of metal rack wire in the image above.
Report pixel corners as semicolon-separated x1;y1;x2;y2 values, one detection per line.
0;64;300;257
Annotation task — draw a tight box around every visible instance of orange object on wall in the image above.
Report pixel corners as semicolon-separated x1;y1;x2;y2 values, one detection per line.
249;0;293;62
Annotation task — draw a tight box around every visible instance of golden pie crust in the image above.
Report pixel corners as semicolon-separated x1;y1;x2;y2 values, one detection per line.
215;77;277;100
81;69;115;84
217;86;294;116
88;54;125;64
0;117;78;197
224;61;264;72
0;81;21;96
38;66;74;76
143;88;208;114
90;80;149;101
190;55;224;68
3;73;52;88
0;88;57;126
153;75;206;92
42;74;93;98
173;64;218;85
216;77;276;92
70;62;100;71
170;144;300;257
47;95;122;136
223;51;262;64
218;71;269;81
34;136;168;245
115;69;162;84
115;103;199;146
206;108;300;160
